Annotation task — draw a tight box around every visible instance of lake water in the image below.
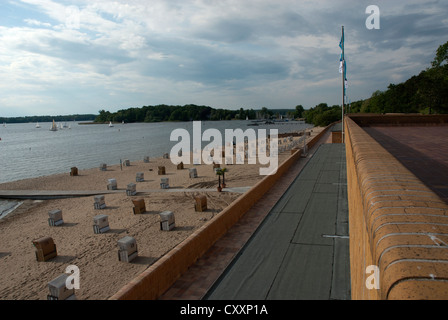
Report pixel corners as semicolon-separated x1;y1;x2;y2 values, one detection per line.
0;120;312;216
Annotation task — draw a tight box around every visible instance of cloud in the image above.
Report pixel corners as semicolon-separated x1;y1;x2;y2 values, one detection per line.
24;18;52;27
0;0;447;117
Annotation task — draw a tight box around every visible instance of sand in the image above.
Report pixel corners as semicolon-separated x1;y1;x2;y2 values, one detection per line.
0;127;323;300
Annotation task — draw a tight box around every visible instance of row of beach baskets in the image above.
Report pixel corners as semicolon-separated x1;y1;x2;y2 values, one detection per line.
37;193;208;300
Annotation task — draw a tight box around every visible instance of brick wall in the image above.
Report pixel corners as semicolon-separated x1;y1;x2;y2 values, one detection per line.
345;116;448;299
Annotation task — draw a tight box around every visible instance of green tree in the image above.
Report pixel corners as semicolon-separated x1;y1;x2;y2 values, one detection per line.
294;105;305;119
303;103;342;126
237;108;246;120
432;41;448;68
95;109;112;123
418;65;448;114
260;107;269;119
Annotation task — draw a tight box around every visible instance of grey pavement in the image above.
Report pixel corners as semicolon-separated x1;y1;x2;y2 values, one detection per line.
205;143;350;300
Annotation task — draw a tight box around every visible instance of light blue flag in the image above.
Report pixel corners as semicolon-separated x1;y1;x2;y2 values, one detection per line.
339;33;344;73
344;60;347;78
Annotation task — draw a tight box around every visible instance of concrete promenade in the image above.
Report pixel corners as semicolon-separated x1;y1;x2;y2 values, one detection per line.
205;143;350;300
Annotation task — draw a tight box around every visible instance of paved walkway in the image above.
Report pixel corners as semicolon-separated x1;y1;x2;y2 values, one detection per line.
205;143;350;300
159;130;350;300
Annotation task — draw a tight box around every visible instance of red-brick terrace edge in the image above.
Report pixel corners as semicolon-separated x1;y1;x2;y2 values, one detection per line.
345;116;448;300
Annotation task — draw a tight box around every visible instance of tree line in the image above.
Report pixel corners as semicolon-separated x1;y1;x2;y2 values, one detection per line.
94;104;256;123
94;104;303;123
0;114;96;124
348;63;448;115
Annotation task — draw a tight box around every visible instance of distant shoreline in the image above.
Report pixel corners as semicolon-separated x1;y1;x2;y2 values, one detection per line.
0;114;97;124
80;119;305;125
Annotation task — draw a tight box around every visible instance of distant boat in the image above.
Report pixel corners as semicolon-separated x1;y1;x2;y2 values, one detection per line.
109;121;114;127
50;120;58;131
63;122;68;128
36;122;41;128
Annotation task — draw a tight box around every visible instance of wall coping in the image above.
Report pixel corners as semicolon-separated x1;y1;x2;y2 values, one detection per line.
345;116;448;299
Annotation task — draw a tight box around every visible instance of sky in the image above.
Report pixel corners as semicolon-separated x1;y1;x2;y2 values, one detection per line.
0;0;447;117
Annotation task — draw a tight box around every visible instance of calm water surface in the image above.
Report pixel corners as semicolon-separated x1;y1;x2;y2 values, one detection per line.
0;120;311;216
0;120;311;184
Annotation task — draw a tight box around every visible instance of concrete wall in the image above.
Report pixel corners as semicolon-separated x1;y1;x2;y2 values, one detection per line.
110;125;332;300
345;116;448;299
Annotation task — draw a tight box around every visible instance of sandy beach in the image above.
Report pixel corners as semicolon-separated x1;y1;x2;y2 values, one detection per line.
0;127;323;300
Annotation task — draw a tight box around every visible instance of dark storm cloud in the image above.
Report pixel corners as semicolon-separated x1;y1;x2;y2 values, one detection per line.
140;36;290;86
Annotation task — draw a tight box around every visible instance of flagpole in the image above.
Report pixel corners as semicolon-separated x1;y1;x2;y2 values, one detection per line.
341;26;345;143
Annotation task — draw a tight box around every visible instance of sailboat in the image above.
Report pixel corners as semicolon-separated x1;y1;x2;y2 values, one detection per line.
36;122;41;128
109;121;114;127
50;120;58;131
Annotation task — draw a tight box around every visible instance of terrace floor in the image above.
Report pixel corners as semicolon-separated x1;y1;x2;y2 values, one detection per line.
363;125;448;204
